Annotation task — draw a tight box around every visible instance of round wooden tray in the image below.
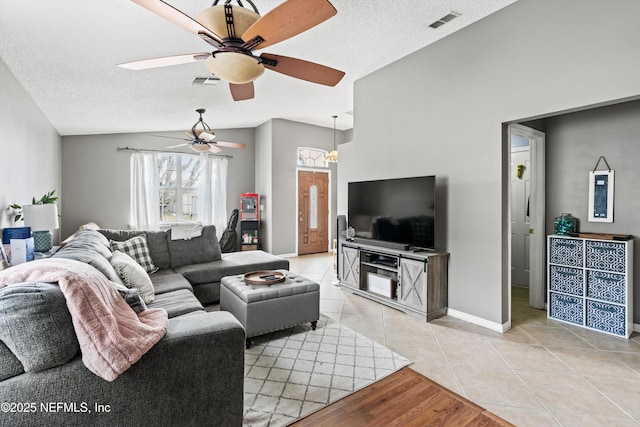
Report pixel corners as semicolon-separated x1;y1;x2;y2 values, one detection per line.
243;270;286;285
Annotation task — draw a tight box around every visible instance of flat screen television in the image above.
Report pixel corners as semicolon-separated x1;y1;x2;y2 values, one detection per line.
348;176;436;250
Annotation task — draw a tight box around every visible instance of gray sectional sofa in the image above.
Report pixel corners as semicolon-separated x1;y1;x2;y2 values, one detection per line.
0;225;289;426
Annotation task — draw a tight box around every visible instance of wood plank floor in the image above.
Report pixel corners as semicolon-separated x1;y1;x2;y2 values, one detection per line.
291;367;515;427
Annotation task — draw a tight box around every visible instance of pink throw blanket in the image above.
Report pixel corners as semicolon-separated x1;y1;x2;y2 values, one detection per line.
0;258;168;381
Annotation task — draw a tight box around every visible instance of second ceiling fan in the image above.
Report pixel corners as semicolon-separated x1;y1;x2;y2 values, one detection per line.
119;0;345;101
159;108;247;153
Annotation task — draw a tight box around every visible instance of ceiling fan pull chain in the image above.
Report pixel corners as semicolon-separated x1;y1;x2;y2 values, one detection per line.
224;4;236;39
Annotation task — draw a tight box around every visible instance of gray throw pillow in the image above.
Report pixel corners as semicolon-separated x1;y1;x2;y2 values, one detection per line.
110;250;155;304
168;225;222;268
0;283;80;372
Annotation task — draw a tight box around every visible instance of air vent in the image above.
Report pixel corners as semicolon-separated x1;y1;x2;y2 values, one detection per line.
190;76;221;87
428;11;461;29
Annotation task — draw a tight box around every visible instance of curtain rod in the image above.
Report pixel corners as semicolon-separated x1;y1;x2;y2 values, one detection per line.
116;146;233;159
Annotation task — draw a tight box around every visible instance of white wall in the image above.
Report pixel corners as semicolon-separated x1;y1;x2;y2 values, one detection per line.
61;128;255;238
0;57;61;239
344;0;640;326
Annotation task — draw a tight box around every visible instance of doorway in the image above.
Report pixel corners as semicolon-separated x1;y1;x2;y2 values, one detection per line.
297;169;329;255
509;124;546;313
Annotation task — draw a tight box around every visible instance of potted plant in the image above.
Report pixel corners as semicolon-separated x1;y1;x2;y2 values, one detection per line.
9;190;59;222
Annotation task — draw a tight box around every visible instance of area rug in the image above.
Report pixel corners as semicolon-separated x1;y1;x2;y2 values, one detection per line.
242;315;412;427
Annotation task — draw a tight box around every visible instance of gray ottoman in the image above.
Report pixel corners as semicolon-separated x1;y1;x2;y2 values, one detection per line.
220;270;320;348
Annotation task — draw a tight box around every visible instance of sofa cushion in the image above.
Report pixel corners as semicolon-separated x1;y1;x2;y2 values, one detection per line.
175;250;290;285
147;289;204;318
168;225;222;268
52;245;123;285
150;270;194;295
61;229;112;257
110;234;158;273
60;222;102;247
0;340;24;381
99;229;171;270
110;250;155;304
0;283;80;372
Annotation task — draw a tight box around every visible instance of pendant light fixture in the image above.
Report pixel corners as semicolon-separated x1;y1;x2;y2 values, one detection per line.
325;115;338;163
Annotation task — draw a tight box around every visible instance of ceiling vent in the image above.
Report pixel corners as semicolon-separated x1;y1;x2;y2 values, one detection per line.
190;76;221;87
428;11;461;29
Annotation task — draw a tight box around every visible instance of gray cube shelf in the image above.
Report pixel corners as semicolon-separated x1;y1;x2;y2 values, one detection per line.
547;235;633;338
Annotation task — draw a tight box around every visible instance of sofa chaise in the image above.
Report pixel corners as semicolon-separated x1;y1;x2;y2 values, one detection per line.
0;225;289;426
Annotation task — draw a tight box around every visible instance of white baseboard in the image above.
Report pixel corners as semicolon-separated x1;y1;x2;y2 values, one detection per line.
447;308;511;333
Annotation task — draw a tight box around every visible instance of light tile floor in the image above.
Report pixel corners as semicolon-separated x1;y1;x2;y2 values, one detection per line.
286;252;640;427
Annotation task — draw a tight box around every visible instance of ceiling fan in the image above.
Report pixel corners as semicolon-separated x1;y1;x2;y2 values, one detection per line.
119;0;345;101
158;108;247;153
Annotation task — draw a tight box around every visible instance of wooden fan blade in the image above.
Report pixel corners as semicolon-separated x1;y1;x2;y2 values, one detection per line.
119;52;210;70
229;82;255;101
242;0;336;50
166;143;189;148
213;141;247;149
131;0;223;45
260;53;344;86
208;144;223;153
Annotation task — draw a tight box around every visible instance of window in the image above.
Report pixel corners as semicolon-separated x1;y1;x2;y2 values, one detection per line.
297;147;329;168
158;154;202;223
130;151;228;232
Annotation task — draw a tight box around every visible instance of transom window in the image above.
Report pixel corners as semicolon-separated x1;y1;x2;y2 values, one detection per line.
158;154;202;223
297;147;329;168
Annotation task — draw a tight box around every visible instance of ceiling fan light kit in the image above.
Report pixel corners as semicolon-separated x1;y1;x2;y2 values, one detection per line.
190;143;214;153
160;109;247;153
205;52;264;84
122;0;345;100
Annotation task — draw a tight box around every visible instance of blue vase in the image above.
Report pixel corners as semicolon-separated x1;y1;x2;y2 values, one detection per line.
554;213;576;235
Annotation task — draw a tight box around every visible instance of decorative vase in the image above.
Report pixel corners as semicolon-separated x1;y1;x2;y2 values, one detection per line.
554;213;576;235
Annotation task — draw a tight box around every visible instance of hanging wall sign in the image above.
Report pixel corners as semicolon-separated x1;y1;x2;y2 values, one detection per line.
588;156;614;222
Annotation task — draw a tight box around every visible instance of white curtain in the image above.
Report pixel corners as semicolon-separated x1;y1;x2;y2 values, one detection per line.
198;154;228;234
130;152;160;230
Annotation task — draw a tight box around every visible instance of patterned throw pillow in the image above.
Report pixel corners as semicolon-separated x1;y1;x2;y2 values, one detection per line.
110;234;158;273
110;251;155;304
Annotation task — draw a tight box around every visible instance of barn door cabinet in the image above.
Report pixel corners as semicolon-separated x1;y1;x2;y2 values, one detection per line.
339;241;448;321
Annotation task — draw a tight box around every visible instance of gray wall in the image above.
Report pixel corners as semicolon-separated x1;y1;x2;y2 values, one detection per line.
545;100;640;320
342;0;640;326
255;120;273;252
269;119;340;255
0;57;61;240
60;128;255;239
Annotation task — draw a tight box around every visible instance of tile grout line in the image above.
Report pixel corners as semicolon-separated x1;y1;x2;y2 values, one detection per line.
428;322;467;399
483;331;563;426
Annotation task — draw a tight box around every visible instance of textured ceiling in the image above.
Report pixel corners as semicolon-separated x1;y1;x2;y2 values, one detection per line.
0;0;516;135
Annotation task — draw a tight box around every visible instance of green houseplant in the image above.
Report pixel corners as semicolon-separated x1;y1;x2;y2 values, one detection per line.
9;190;59;222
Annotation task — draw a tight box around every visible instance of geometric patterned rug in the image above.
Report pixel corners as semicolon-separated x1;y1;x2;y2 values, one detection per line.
243;314;412;426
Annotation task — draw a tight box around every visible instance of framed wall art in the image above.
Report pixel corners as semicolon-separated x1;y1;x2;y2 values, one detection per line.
588;157;614;223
